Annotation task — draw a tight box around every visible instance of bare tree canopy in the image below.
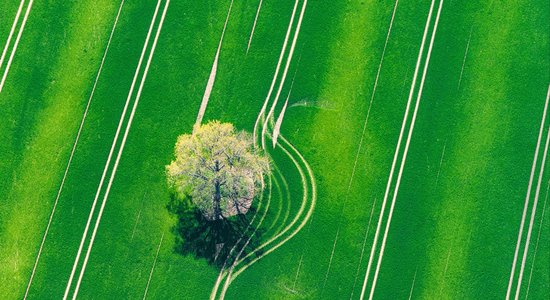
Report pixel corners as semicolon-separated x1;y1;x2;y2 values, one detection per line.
167;121;270;221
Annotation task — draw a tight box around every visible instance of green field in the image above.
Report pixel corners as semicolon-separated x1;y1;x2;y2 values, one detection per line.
0;0;549;299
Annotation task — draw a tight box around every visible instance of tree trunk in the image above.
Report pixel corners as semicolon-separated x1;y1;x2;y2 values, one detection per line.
213;180;222;220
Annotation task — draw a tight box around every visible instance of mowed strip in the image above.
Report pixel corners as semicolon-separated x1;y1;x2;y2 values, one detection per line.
64;0;171;298
23;1;126;297
0;1;134;297
360;1;442;298
365;0;550;298
320;0;399;290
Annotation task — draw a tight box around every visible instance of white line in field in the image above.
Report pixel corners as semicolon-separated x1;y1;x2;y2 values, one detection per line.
325;0;399;288
222;133;311;287
456;27;472;91
443;247;452;276
0;0;25;73
272;94;289;147
131;193;148;240
231;135;316;281
293;253;304;289
506;84;550;299
435;139;447;186
219;183;271;300
261;0;307;149
143;233;164;300
369;2;443;297
235;136;310;268
352;0;399;171
72;1;170;297
0;0;34;93
515;102;550;299
23;1;126;298
408;268;418;300
321;228;340;290
131;208;143;240
253;0;299;146
272;74;295;147
359;1;436;298
194;0;234;130
439;244;453;296
63;0;164;298
246;0;263;54
524;179;550;299
210;178;268;300
350;198;377;300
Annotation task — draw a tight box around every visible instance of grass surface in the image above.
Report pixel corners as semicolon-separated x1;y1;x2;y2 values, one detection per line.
0;0;548;299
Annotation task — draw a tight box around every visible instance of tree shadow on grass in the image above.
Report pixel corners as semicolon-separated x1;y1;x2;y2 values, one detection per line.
167;194;265;268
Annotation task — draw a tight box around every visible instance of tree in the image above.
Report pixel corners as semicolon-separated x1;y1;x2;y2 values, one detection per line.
166;121;269;221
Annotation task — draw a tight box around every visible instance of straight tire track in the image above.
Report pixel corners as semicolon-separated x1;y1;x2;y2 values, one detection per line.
322;0;399;288
524;179;550;299
142;233;165;300
506;84;550;299
71;1;171;297
253;0;300;146
359;1;437;298
63;0;165;298
0;0;25;74
0;0;34;93
368;2;444;298
514;85;550;299
246;0;263;54
261;0;307;149
23;1;126;297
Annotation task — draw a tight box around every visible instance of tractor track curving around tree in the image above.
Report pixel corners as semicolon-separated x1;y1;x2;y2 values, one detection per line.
253;0;300;146
209;174;271;300
211;1;314;297
227;133;316;283
211;126;316;299
260;0;307;149
218;178;273;300
265;165;291;235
